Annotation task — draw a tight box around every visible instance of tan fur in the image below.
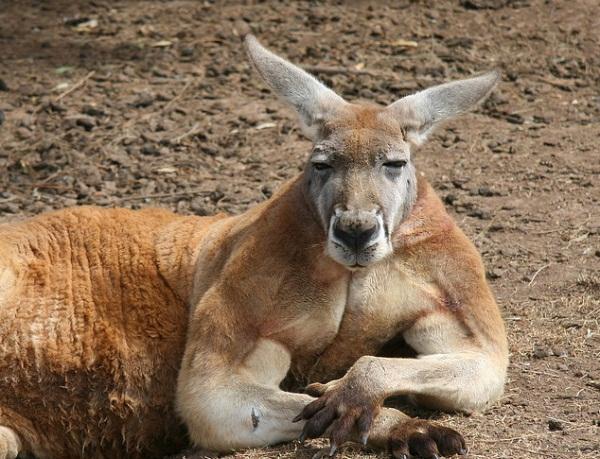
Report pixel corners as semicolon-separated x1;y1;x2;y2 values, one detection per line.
0;174;506;457
0;208;220;458
0;38;508;459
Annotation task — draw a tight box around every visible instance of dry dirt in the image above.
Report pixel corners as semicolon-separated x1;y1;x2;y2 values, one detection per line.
0;0;599;458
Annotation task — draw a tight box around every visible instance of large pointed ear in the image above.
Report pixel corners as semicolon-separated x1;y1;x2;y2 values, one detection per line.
244;35;347;140
386;71;500;146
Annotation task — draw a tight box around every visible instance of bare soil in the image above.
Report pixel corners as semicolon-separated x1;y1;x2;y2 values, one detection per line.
0;1;599;458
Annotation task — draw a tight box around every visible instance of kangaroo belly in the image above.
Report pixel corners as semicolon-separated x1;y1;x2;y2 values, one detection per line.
0;291;189;458
0;207;194;458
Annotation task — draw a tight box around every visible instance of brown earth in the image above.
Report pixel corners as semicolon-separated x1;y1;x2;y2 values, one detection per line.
0;0;599;458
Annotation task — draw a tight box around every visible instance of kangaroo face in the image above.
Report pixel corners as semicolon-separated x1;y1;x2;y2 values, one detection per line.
245;34;498;269
303;105;416;267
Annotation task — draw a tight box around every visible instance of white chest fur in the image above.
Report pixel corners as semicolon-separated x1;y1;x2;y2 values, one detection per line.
346;257;442;328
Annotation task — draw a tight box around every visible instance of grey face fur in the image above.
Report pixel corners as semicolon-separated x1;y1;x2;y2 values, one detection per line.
302;126;418;268
245;35;499;268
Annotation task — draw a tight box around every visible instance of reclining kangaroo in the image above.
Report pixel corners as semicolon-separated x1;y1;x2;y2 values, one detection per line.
0;35;508;459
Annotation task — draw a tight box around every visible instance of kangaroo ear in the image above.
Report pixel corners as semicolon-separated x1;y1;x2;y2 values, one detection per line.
386;71;500;146
244;35;347;140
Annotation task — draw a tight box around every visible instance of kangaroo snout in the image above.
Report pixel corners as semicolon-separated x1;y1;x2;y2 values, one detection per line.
331;208;382;252
331;209;381;251
327;207;390;267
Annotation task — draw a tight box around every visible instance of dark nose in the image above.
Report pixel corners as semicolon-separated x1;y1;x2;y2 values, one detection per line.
333;221;378;250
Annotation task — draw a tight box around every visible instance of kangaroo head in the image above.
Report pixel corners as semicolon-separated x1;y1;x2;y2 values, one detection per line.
245;35;498;269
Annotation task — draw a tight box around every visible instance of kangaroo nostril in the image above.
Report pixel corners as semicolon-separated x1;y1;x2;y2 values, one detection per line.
333;224;354;248
357;224;377;248
333;221;378;250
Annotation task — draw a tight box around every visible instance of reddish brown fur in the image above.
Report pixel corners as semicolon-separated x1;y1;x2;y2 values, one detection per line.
0;52;507;457
0;167;506;457
0;208;221;458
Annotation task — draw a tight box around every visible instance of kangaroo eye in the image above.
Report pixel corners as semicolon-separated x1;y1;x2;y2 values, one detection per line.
313;162;333;172
383;160;407;169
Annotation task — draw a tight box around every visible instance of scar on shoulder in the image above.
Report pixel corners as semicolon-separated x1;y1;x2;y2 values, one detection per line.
440;292;462;311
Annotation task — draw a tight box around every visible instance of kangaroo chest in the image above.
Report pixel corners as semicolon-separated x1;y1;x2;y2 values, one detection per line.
287;257;443;384
346;257;441;324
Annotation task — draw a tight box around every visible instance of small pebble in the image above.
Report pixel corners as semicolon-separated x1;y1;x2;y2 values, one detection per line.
0;202;19;213
468;209;492;220
16;127;33;140
548;419;564;431
552;348;568;357
180;46;194;57
141;144;160;156
201;145;218;156
478;186;497;197
506;113;524;124
261;184;272;198
131;92;155;108
533;345;551;359
486;268;503;280
209;190;224;203
443;193;457;205
82;104;106;117
74;115;97;131
190;196;209;215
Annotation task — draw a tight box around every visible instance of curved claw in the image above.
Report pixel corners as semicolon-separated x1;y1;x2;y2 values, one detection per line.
357;410;374;445
298;431;307;444
360;432;369;446
294;397;327;423
389;420;466;459
328;443;338;457
305;382;329;397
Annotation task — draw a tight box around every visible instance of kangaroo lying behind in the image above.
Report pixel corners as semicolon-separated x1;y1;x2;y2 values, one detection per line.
0;35;508;459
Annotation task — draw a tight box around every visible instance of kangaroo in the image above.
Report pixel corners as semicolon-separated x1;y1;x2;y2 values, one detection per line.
0;35;507;459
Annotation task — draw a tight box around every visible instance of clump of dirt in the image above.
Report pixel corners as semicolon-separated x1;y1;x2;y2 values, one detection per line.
0;1;598;458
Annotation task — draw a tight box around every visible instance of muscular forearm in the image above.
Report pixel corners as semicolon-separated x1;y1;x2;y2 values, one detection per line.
351;351;506;412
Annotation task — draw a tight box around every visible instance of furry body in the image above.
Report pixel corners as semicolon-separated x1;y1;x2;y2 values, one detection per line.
0;35;508;459
0;177;507;458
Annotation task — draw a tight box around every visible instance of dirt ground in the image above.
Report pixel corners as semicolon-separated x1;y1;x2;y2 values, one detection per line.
0;0;599;458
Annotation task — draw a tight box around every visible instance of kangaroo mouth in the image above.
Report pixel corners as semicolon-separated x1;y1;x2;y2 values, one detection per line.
350;262;367;268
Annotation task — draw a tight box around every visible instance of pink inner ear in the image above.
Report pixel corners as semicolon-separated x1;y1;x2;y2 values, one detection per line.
385;71;499;148
244;34;348;142
403;122;432;147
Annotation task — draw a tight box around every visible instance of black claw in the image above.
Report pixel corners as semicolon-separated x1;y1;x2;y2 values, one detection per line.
328;443;338;457
360;432;369;446
299;431;307;444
